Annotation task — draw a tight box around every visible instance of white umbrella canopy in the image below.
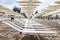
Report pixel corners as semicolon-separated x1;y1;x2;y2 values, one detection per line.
48;5;60;8
19;3;40;5
49;12;60;14
40;0;60;16
0;5;10;10
18;0;41;3
22;6;36;9
22;6;36;11
55;1;60;4
22;9;34;13
31;0;60;19
23;10;34;17
0;5;14;15
18;0;42;17
38;4;60;16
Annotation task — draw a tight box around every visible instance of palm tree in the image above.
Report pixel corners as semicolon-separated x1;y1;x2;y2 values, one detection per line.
13;6;17;12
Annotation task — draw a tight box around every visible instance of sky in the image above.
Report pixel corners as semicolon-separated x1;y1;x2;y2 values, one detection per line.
0;0;19;9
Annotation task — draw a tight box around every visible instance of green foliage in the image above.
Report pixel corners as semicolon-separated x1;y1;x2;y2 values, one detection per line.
13;6;21;13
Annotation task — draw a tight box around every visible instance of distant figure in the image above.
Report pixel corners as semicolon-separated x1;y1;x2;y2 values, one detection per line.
10;15;14;20
21;13;27;18
11;17;14;20
35;11;38;14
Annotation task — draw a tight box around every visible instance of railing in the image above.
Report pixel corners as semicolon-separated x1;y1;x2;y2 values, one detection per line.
2;20;23;32
2;20;57;34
